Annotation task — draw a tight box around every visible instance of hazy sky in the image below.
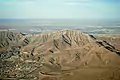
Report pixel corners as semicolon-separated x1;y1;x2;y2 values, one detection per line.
0;0;120;19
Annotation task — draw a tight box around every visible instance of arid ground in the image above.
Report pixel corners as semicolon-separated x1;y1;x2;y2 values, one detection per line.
0;30;120;80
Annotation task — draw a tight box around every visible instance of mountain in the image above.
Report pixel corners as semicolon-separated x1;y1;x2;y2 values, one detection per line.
0;30;120;80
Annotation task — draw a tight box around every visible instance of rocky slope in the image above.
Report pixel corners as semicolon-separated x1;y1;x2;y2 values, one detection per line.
0;30;120;80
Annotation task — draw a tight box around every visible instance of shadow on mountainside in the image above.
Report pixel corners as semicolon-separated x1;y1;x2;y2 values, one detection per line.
89;34;120;56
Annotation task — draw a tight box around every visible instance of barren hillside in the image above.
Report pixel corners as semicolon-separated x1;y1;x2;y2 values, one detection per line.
0;30;120;80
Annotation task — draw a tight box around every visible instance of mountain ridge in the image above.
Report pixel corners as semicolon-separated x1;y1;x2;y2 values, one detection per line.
0;30;120;80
